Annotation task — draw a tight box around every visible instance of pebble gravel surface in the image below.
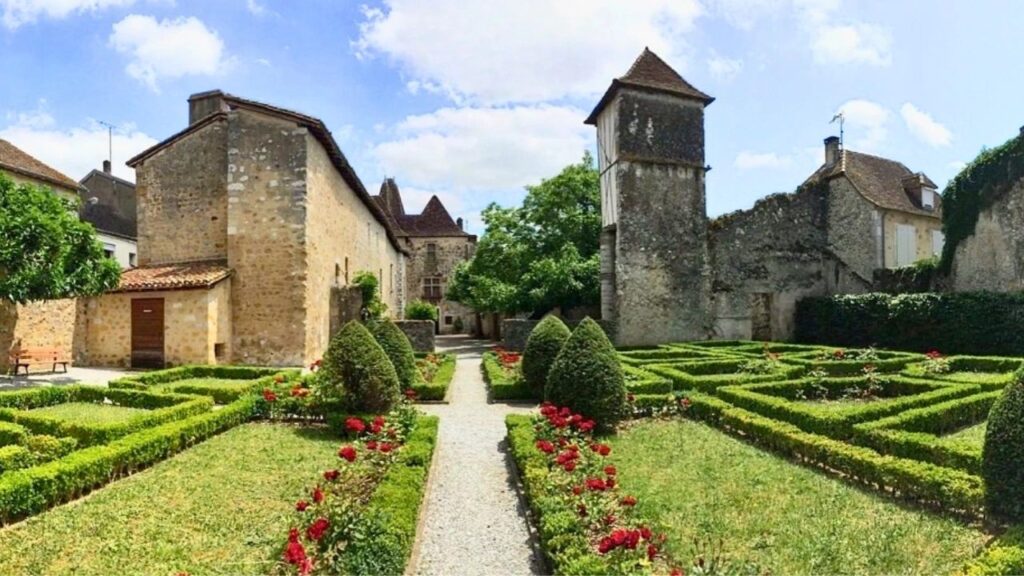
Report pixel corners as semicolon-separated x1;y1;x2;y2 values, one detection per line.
413;336;545;576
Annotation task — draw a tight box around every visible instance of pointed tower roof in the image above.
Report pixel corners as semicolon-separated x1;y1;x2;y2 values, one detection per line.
378;177;406;216
408;195;466;236
585;48;713;125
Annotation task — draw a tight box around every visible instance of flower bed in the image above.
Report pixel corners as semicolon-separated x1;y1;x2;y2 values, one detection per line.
482;349;534;401
408;353;456;401
109;365;297;404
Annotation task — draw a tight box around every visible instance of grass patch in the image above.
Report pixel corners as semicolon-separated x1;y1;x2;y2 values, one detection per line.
608;418;986;575
26;403;149;426
944;422;988;447
0;422;341;575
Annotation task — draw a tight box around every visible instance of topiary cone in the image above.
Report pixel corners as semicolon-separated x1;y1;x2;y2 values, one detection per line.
983;376;1024;522
368;319;421;389
545;317;626;429
522;315;571;396
320;320;401;413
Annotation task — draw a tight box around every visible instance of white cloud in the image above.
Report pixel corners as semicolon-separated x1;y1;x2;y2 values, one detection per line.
245;0;264;16
373;105;590;191
0;106;157;182
836;99;890;151
706;0;785;30
707;53;743;81
948;160;967;172
734;151;792;170
809;22;891;66
1;0;133;29
354;0;702;105
900;103;952;147
109;15;229;92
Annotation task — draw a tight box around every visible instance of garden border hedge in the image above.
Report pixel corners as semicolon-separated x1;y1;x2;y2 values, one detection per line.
409;353;456;402
482;351;534;401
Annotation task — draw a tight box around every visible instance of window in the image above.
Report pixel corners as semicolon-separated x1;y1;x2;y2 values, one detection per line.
426;243;437;258
444;315;454;326
922;188;936;210
895;224;917;268
128;253;137;267
422;276;443;300
102;242;115;260
932;230;945;257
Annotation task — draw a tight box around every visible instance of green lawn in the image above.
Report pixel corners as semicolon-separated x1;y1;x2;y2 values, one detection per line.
608;419;987;575
0;423;342;575
27;402;149;425
153;377;257;391
943;422;988;448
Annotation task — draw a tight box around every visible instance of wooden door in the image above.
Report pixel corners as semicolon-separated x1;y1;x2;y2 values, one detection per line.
131;298;165;368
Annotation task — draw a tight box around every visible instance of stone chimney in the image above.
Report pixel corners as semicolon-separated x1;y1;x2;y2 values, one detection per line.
456;217;464;231
824;136;840;165
102;160;111;174
188;90;227;125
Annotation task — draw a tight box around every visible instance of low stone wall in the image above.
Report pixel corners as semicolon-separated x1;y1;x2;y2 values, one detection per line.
396;320;434;353
502;317;615;351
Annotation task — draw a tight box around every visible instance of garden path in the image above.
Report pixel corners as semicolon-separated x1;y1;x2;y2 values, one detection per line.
412;336;544;576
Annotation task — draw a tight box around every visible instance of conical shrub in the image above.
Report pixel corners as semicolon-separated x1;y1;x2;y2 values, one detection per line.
368;319;420;389
522;315;571;396
983;376;1024;522
320;320;401;413
545;317;626;429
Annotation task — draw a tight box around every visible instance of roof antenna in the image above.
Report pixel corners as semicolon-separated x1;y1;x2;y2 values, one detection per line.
98;120;115;167
830;112;845;150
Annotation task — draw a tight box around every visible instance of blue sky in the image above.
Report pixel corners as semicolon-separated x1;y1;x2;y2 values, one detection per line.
1;0;1021;233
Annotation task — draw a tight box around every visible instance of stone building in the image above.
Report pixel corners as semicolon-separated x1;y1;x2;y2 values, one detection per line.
80;91;409;368
590;49;943;346
79;160;138;269
0;139;85;370
374;178;477;334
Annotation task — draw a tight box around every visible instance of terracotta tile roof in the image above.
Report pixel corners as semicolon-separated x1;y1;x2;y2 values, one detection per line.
806;149;942;218
114;261;231;293
586;48;714;125
0;139;80;192
373;179;472;238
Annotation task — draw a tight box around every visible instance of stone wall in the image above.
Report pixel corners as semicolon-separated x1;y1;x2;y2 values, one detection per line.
136;118;228;266
304;130;407;366
501;319;538;352
80;281;231;368
396;320;434;353
827;177;879;280
951;179;1024;292
0;298;82;371
403;235;475;334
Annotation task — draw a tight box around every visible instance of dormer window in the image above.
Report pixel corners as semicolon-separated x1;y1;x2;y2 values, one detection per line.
921;187;936;210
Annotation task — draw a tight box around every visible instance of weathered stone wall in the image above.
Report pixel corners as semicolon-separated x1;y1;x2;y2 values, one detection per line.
225;110;309;366
404;235;475;334
501;318;538;352
951;179;1024;292
396;320;434;353
827;177;879;280
0;298;81;371
304;131;407;366
136;119;228;266
79;281;230;368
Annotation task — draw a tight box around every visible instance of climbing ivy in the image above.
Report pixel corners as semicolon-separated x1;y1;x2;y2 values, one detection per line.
940;133;1024;273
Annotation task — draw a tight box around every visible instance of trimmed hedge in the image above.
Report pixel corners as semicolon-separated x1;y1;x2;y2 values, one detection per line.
110;370;301;404
795;292;1024;356
983;378;1024;522
622;364;673;394
0;445;32;474
409;354;456;401
109;365;284;387
545;318;627;429
780;350;920;376
645;362;798;393
902;356;1022;390
321;321;401;413
482;351;534;401
0;422;27;446
521;315;571;395
339;415;438;575
369;319;421;389
0;396;256;523
962;525;1024;576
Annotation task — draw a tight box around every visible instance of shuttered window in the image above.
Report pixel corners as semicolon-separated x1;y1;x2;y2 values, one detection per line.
895;224;917;267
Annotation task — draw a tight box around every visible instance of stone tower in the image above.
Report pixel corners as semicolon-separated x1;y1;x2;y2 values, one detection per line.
585;48;713;346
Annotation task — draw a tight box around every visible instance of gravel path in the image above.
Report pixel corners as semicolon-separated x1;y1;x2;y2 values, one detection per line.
413;336;544;576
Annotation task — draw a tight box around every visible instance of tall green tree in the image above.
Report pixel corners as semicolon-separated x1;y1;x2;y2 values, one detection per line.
447;152;600;315
0;173;121;303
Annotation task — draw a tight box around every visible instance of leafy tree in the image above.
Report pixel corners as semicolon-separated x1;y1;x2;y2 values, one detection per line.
0;174;120;303
447;152;600;315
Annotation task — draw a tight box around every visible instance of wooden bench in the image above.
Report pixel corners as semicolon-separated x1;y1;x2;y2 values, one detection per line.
8;347;69;375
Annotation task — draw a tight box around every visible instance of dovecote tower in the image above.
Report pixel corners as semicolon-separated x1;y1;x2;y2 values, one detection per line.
585;48;713;346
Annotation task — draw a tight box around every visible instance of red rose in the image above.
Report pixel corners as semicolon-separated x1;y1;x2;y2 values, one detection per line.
572;485;583;495
535;440;555;454
578;420;595;433
373;415;386;428
640;526;652;540
338;445;357;462
345;417;366;434
366;440;378;451
312;486;324;504
585;477;607;491
647;543;658;561
404;388;418;400
288;528;300;542
306;517;329;541
379;442;394;453
604;465;617;476
283;539;306;565
606;477;616;489
621;495;637;506
262;389;277;402
671;569;684;576
323;469;340;482
598;537;613;554
295;500;309;512
563;461;576;472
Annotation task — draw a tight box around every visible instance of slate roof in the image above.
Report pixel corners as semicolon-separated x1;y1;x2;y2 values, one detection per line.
127;90;407;254
585;47;714;125
114;261;231;292
79;169;138;239
806;149;942;218
373;178;472;238
0;139;80;191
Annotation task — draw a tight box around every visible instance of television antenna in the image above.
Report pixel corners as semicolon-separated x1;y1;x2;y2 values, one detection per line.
98;121;115;167
830;112;845;149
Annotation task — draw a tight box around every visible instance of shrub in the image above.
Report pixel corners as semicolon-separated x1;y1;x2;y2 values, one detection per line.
983;377;1024;522
368;319;420;389
405;299;438;322
320;321;401;413
353;270;387;319
962;525;1024;576
521;315;571;395
545;317;627;429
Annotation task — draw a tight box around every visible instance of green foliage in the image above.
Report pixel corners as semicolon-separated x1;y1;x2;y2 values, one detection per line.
319;321;401;413
521;315;571;395
368;319;420;389
941;134;1024;273
0;173;120;302
404;299;438;321
446;153;600;314
983;378;1024;522
353;270;387;319
962;525;1024;576
545;317;627;429
482;352;534;400
409;353;455;401
795;292;1024;356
